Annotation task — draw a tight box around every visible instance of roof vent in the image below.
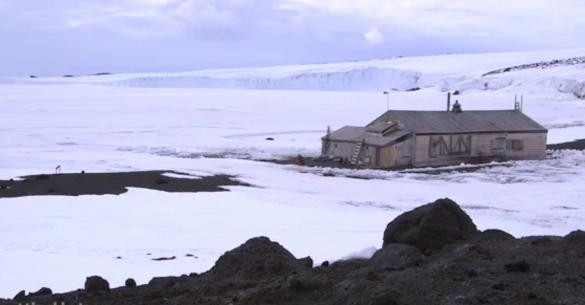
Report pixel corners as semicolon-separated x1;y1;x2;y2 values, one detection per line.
451;100;463;113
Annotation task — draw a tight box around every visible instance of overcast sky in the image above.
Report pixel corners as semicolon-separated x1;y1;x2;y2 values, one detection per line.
1;0;584;76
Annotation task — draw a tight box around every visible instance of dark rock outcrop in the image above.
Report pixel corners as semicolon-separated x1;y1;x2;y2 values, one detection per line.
478;229;516;241
29;287;52;297
125;278;137;288
3;198;585;305
12;291;25;301
383;198;478;250
370;244;423;270
84;276;110;292
565;230;585;243
210;236;310;280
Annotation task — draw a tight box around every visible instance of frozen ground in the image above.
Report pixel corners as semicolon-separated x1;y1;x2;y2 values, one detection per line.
1;49;585;297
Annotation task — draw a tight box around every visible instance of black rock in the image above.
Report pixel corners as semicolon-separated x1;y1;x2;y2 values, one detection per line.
564;230;585;243
504;260;531;273
287;274;321;292
298;256;313;268
478;229;515;241
210;236;309;280
148;276;185;289
370;244;423;270
492;282;506;291
152;256;176;261
13;290;26;301
84;276;110;292
29;287;52;297
383;198;478;250
321;260;330;267
125;278;137;288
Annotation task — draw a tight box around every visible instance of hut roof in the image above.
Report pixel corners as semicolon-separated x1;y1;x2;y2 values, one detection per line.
368;110;547;135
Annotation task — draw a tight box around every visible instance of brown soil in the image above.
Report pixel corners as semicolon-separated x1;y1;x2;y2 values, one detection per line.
0;171;248;198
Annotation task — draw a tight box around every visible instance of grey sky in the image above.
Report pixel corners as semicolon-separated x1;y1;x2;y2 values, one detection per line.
1;0;584;76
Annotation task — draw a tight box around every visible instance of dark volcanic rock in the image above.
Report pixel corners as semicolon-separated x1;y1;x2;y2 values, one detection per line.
210;236;309;280
84;276;110;292
12;290;26;301
383;198;479;250
370;244;423;270
504;260;531;273
151;255;176;261
565;230;585;243
478;229;516;241
298;256;313;268
29;287;52;297
125;278;137;288
148;276;186;289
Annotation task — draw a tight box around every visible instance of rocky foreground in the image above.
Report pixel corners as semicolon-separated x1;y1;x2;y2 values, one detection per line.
2;198;585;305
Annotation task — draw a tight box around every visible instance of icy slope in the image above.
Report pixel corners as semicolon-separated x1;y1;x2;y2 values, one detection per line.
20;48;585;97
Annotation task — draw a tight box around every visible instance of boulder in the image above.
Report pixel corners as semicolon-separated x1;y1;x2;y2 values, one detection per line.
210;236;309;280
13;290;26;301
29;287;52;297
148;276;185;289
298;256;313;268
564;230;585;244
478;229;515;242
370;244;423;270
383;198;478;251
125;278;137;288
84;276;110;292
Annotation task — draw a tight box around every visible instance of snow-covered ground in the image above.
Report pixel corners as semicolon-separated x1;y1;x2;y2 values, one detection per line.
1;49;585;297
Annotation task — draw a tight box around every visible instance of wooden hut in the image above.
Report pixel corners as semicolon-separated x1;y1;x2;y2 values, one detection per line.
321;107;547;169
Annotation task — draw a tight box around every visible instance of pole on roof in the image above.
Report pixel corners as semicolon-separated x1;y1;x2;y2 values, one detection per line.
447;92;451;112
383;91;389;111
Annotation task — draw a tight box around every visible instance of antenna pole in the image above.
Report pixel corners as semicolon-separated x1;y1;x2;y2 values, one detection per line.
383;91;389;111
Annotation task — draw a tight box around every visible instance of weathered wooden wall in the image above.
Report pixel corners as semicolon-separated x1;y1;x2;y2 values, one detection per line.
413;132;546;167
322;131;546;169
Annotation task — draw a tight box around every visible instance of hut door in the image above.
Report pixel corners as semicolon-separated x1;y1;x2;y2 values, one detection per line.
380;146;394;168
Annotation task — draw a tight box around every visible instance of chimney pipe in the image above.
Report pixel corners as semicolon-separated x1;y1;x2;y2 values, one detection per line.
447;92;451;112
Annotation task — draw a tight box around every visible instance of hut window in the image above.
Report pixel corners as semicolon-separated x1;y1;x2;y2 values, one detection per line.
334;143;338;148
506;139;524;151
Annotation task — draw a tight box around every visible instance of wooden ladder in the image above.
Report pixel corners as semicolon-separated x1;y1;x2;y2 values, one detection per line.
350;139;364;165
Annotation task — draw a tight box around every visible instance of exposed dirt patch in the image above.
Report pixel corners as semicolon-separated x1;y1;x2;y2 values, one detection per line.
0;171;249;198
547;139;585;151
